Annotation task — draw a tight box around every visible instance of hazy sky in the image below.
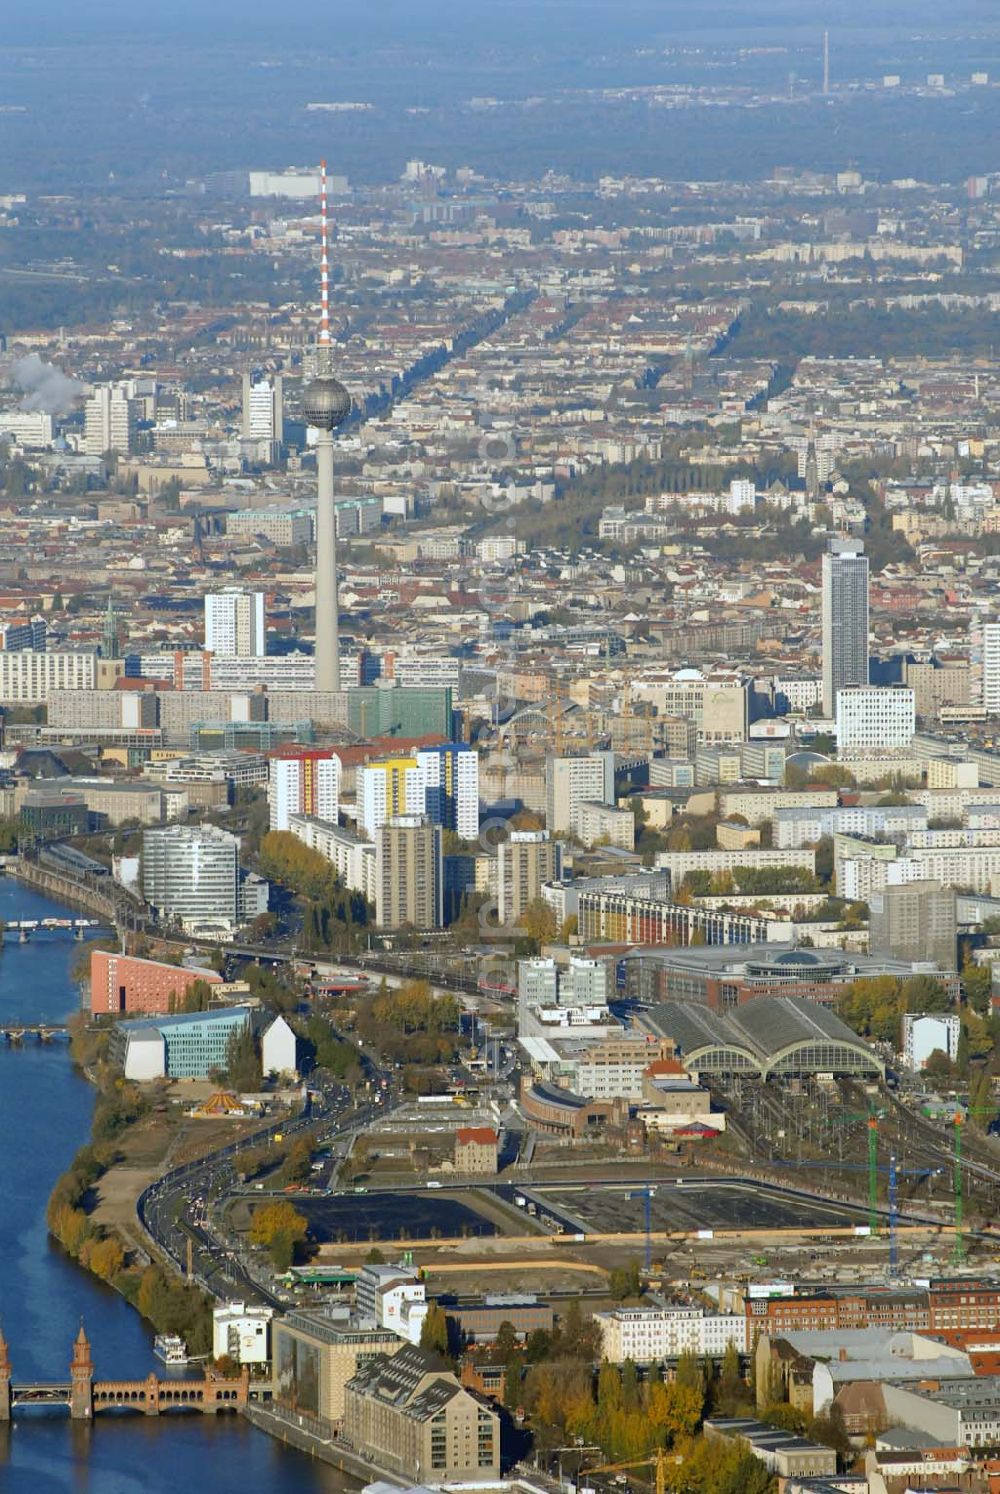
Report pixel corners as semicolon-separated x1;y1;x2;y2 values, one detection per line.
2;0;998;192
10;0;998;47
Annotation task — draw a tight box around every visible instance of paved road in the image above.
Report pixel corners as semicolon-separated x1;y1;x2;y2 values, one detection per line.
138;1044;400;1306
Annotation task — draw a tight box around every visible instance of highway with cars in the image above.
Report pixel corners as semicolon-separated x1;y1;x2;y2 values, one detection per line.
137;1038;401;1309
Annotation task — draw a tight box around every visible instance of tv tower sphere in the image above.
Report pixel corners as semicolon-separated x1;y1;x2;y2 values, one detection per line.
304;372;351;431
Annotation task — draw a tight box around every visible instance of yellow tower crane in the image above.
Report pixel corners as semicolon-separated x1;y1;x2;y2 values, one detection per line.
584;1448;671;1494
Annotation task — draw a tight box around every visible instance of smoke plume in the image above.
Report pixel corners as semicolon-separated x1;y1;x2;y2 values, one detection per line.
8;354;85;414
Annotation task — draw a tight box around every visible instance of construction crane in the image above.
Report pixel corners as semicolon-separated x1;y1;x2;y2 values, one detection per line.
953;1112;966;1265
883;1153;938;1277
628;1184;657;1272
865;1116;879;1237
585;1448;670;1494
950;1100;1000;1265
830;1107;884;1235
776;1145;937;1274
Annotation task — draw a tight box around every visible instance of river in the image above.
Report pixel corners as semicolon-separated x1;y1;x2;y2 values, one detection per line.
0;878;356;1493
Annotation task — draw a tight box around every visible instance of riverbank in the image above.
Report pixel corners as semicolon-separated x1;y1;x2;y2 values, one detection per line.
6;857;123;922
45;1018;217;1356
242;1403;377;1486
0;878;351;1492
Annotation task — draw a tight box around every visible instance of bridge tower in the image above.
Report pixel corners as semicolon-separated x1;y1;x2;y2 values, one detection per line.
0;1322;11;1420
69;1321;93;1420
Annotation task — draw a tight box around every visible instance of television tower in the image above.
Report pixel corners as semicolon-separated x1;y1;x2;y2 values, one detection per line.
823;31;830;95
304;159;351;692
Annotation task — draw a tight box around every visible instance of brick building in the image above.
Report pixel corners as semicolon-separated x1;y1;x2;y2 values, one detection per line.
89;950;222;1017
746;1281;1000;1347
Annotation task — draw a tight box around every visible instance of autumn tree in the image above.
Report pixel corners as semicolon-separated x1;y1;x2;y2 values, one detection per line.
226;1025;263;1093
420;1301;451;1357
82;1235;125;1282
963;961;992;1014
522;897;557;948
609;1259;642;1300
836;974;907;1043
493;1320;518;1362
710;1342;751;1417
675;1350;706;1400
249;1200;308;1267
667;1437;775;1494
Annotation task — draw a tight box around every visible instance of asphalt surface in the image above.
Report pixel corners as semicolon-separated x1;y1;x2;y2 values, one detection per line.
296;1192;499;1244
139;1049;398;1306
534;1180;867;1235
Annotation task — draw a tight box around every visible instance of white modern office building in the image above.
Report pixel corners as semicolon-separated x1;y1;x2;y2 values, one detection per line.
213;1302;274;1365
358;745;478;839
141;824;240;929
415;744;479;840
836;687;915;752
545;752;615;835
0;410;54;448
355;1261;428;1346
84;383;137;456
984;623;1000;714
241;372;283;445
358;758;425;838
902;1012;961;1072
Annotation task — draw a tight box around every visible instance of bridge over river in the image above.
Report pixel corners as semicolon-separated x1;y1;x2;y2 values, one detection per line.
1;917;104;942
0;1024;69;1044
0;1325;250;1420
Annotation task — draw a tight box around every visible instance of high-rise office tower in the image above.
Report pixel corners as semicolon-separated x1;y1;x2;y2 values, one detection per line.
204;589;265;657
303;160;351;693
84;383;137;456
358;745;478;839
375;815;442;930
141;824;240;928
241;371;284;444
869;879;957;971
821;538;869;717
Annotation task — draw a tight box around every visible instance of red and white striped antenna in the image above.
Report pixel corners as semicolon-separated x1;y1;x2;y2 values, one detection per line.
318;158;331;350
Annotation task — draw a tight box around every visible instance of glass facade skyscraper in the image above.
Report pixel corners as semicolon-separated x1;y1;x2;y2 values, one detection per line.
821;538;869;717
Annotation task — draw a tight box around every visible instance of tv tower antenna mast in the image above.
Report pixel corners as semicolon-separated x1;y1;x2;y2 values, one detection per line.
823;31;830;95
304;159;351;694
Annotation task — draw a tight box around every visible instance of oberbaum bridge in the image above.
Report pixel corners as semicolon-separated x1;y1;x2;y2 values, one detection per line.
0;1324;250;1420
